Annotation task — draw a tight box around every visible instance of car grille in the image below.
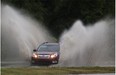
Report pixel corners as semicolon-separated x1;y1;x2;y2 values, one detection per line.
38;55;50;59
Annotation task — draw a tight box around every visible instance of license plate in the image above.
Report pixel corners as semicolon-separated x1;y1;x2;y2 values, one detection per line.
38;55;49;58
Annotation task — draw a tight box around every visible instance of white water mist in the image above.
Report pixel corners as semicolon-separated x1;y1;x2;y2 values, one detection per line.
59;19;114;67
2;5;54;64
1;5;114;67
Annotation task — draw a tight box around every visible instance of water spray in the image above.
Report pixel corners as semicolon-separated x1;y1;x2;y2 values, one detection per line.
59;19;114;67
1;5;54;66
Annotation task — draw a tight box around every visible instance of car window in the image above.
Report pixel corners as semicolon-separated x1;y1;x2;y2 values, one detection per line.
38;45;59;52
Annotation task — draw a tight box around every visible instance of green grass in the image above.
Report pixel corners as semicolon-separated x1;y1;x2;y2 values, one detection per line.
1;67;115;75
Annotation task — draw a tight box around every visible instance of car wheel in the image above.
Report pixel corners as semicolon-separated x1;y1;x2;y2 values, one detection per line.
52;60;59;64
56;60;59;64
31;60;35;65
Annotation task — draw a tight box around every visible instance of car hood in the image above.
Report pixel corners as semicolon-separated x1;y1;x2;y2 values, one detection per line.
36;52;56;55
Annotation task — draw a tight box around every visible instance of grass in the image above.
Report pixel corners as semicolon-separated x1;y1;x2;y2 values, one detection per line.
1;67;115;75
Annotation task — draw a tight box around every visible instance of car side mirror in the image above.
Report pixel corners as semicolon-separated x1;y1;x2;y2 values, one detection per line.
33;49;37;52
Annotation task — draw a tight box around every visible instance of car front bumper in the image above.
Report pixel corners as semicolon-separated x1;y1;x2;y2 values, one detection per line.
31;57;58;64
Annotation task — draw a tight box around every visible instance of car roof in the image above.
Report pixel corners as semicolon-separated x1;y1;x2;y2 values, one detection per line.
37;42;60;51
42;42;59;45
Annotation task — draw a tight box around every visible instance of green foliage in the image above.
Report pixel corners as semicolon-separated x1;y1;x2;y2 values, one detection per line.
2;0;115;38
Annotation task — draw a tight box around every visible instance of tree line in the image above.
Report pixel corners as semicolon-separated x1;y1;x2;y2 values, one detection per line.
2;0;115;38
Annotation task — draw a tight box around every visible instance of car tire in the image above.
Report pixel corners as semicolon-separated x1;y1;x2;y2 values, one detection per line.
56;60;59;64
54;60;59;64
31;60;35;66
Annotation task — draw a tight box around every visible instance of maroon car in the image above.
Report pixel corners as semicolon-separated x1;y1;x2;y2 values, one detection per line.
31;42;60;65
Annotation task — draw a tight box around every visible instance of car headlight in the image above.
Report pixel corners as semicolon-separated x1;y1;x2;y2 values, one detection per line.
32;53;38;58
50;53;58;59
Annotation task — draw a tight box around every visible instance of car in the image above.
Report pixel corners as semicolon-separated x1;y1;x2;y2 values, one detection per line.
31;42;60;65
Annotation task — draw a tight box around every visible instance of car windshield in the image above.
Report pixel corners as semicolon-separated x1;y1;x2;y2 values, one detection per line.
37;45;59;52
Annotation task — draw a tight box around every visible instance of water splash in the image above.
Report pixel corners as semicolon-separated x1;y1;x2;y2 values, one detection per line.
1;5;115;67
1;5;54;65
59;19;114;67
